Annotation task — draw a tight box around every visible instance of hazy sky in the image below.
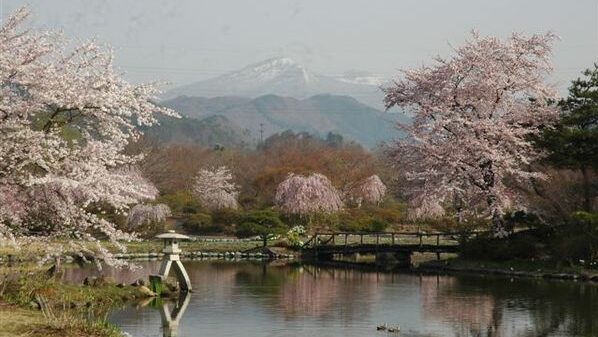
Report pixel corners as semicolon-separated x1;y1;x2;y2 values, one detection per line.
1;0;597;93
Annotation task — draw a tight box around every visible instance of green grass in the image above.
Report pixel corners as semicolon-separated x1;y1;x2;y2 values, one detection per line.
122;239;261;253
0;271;149;337
0;303;124;337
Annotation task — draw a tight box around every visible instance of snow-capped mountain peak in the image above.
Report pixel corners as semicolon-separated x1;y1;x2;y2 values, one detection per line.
162;57;387;109
238;56;312;83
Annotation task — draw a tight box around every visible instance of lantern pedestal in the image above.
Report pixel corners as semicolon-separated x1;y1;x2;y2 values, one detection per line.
153;230;192;292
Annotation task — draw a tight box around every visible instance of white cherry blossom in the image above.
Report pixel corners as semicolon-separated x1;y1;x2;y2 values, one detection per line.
191;166;239;210
384;32;558;236
0;8;173;264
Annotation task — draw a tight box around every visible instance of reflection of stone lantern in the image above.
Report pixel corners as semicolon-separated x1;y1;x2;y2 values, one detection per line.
160;291;191;337
153;230;192;292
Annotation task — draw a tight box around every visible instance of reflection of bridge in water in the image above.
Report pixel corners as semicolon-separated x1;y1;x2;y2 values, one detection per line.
301;231;486;266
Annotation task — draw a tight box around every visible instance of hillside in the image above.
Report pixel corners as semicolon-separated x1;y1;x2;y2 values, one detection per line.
143;114;252;148
160;94;405;148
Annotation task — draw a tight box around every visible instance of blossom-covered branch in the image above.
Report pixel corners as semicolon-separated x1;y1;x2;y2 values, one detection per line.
384;31;558;236
0;8;173;265
191;166;239;210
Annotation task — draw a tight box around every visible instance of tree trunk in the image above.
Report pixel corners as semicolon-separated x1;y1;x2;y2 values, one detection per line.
480;160;507;238
490;207;508;238
453;191;464;226
581;166;592;212
262;236;268;248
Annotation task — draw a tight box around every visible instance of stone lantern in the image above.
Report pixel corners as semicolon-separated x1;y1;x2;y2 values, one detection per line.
153;230;192;292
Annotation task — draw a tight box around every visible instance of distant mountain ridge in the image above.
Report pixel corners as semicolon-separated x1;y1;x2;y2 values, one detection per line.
162;57;387;109
144;114;251;148
160;94;405;148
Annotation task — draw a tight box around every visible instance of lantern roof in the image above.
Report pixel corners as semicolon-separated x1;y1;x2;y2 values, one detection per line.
156;230;191;240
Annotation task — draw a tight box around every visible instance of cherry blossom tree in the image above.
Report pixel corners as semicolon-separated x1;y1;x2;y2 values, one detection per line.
344;175;387;208
191;166;239;210
127;203;171;230
275;173;343;216
0;8;173;265
383;32;559;237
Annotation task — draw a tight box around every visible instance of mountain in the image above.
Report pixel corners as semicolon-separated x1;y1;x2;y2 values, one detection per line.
162;57;387;109
144;114;251;148
160;94;405;148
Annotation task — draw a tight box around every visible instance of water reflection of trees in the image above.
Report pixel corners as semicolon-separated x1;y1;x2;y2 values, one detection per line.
66;261;597;337
420;274;598;337
234;264;386;321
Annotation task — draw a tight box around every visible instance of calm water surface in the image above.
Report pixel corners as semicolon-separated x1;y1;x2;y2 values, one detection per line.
63;261;597;337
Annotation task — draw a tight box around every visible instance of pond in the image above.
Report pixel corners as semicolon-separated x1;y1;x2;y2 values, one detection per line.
63;261;597;337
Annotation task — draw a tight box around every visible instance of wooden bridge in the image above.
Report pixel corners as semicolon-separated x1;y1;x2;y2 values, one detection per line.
301;231;486;266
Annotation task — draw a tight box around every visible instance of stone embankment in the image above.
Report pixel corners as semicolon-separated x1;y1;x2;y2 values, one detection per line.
0;251;295;264
112;251;295;261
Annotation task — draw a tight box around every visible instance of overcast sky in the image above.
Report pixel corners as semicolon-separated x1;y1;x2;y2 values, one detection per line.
2;0;597;93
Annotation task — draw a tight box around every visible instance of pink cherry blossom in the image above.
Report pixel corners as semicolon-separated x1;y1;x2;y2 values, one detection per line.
383;31;559;237
275;173;343;216
0;8;173;265
344;175;387;208
127;203;172;230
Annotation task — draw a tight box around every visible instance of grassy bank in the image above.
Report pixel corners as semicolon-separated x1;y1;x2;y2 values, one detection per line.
0;303;122;337
123;239;263;254
0;271;154;337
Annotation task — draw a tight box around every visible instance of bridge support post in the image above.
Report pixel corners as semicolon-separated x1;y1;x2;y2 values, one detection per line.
349;252;360;262
376;252;411;268
316;252;334;261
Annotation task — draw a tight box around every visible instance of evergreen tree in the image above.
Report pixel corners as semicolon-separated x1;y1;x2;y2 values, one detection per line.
539;64;598;211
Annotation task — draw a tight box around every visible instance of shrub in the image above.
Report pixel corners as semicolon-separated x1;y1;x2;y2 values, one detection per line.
461;231;543;260
182;213;223;234
337;218;364;232
550;212;598;265
156;191;203;215
369;201;406;224
286;225;306;247
211;208;240;226
336;211;389;233
368;219;389;232
236;209;287;247
504;210;543;231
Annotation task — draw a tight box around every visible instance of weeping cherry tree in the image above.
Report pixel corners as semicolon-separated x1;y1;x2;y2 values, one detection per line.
344;175;387;208
275;173;343;217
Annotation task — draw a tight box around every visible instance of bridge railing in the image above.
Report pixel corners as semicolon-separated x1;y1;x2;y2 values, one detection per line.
302;230;488;250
